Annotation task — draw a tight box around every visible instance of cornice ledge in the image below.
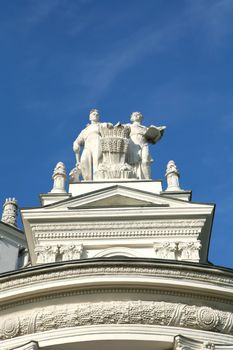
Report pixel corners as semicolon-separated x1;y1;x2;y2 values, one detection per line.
0;260;233;294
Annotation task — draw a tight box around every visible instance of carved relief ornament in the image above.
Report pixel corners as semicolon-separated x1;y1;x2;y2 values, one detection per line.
0;302;233;340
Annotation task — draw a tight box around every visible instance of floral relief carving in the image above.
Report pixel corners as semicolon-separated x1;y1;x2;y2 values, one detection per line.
0;301;233;340
0;316;20;338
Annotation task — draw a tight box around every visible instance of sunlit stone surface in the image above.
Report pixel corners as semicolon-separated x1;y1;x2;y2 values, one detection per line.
0;111;232;350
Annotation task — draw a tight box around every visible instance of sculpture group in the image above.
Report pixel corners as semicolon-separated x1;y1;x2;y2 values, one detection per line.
71;109;166;181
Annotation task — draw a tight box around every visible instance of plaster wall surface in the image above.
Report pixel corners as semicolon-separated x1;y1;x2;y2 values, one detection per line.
0;223;26;273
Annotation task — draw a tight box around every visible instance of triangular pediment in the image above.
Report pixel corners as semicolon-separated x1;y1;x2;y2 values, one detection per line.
70;194;169;209
42;185;210;210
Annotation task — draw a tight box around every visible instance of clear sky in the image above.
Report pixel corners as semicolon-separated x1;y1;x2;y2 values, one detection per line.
0;0;233;268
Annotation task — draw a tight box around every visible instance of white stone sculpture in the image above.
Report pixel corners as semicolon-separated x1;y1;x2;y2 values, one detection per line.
95;123;136;179
50;162;67;193
127;112;166;179
73;109;113;181
165;160;181;191
1;197;18;227
72;110;166;181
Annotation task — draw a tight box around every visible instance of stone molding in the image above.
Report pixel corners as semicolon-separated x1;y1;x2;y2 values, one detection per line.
1;286;233;314
31;219;206;240
174;335;215;350
173;335;233;350
0;301;233;340
8;341;39;350
0;263;233;296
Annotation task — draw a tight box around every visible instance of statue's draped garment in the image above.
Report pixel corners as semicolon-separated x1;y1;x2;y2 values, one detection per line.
74;123;102;181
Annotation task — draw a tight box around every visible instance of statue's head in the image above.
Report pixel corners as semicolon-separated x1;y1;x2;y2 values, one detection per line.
130;111;143;123
89;109;100;122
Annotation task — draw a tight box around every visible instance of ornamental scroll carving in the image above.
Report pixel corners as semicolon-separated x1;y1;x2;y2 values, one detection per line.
34;245;58;264
35;244;83;264
154;242;177;259
0;301;233;340
60;244;83;261
154;240;201;261
178;241;202;260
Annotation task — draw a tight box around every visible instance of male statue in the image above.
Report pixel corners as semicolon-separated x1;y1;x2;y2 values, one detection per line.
73;109;112;181
127;112;166;179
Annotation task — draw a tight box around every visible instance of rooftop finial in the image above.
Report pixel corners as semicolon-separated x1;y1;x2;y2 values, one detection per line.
165;160;181;191
1;197;18;227
50;162;67;193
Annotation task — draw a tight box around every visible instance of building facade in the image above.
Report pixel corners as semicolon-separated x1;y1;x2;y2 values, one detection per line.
0;111;232;350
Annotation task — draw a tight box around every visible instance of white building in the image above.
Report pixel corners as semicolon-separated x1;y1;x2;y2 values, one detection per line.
0;111;232;350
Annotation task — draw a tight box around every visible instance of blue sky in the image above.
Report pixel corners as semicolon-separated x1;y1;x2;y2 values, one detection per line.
1;0;233;267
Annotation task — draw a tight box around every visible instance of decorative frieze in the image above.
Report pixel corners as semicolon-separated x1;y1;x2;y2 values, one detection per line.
31;219;206;240
0;301;233;340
